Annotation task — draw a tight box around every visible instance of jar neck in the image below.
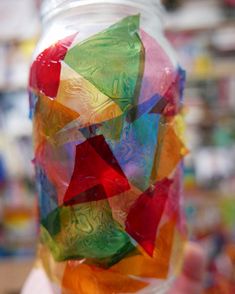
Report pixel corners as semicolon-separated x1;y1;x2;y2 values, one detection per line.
41;0;164;32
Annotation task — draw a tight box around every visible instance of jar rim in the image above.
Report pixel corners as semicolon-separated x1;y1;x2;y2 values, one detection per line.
41;0;163;20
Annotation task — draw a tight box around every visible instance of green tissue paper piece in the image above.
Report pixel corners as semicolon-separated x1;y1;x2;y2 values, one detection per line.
41;200;135;265
64;15;144;111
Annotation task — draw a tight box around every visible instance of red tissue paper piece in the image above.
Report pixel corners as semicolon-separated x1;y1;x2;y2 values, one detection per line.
63;135;130;205
29;33;77;98
125;178;172;256
163;68;186;116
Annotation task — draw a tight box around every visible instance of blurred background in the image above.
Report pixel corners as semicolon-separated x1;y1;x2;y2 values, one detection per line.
0;0;235;293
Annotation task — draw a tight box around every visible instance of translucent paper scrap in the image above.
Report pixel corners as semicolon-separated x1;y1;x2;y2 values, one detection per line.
30;34;77;98
64;15;144;111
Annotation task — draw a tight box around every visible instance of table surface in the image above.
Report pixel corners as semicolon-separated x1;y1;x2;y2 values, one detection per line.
0;259;34;294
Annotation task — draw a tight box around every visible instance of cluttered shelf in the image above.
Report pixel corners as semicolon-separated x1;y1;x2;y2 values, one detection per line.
166;2;235;292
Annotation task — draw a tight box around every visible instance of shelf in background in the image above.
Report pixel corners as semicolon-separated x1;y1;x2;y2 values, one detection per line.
164;0;235;33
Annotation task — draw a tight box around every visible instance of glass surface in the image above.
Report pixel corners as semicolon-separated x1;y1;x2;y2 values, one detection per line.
29;1;187;292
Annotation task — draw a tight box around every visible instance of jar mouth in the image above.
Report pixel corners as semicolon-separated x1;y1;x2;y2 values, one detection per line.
41;0;163;21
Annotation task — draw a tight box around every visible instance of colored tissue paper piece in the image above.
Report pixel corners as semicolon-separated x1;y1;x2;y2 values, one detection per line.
152;220;176;277
112;220;176;279
56;64;123;128
29;91;38;120
165;166;188;237
163;67;186;117
168;226;186;277
97;115;125;141
34;94;80;143
178;66;186;102
53;123;86;146
151;118;188;182
173;114;187;145
64;185;107;206
108;184;142;228
35;164;58;220
150;97;168;114
30;33;77;98
138;30;175;104
80;124;101;140
125;178;172;256
35;140;79;205
41;207;61;238
41;199;135;263
63;135;130;206
165;167;182;222
62;262;147;294
126;93;162;123
64;15;145;111
111;113;160;191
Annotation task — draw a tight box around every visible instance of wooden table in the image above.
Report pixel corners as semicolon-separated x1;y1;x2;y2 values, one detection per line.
0;259;34;294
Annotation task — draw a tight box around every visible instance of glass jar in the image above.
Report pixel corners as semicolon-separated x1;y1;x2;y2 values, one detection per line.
29;0;187;293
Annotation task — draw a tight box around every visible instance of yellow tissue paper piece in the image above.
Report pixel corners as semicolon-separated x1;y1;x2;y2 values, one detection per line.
151;117;188;181
56;64;123;128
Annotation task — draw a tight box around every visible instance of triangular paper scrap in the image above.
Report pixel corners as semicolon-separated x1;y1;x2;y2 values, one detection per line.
41;199;134;262
56;64;123;128
29;33;77;98
125;178;172;256
151;119;188;181
34;94;80;141
64;15;144;111
63;135;130;205
112;220;176;279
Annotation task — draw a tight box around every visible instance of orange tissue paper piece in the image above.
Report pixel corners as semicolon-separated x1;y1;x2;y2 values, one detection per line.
151;119;188;181
34;94;80;144
62;262;147;294
112;220;176;280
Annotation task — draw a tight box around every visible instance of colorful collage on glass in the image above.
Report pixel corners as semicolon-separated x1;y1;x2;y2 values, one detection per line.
29;14;187;293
